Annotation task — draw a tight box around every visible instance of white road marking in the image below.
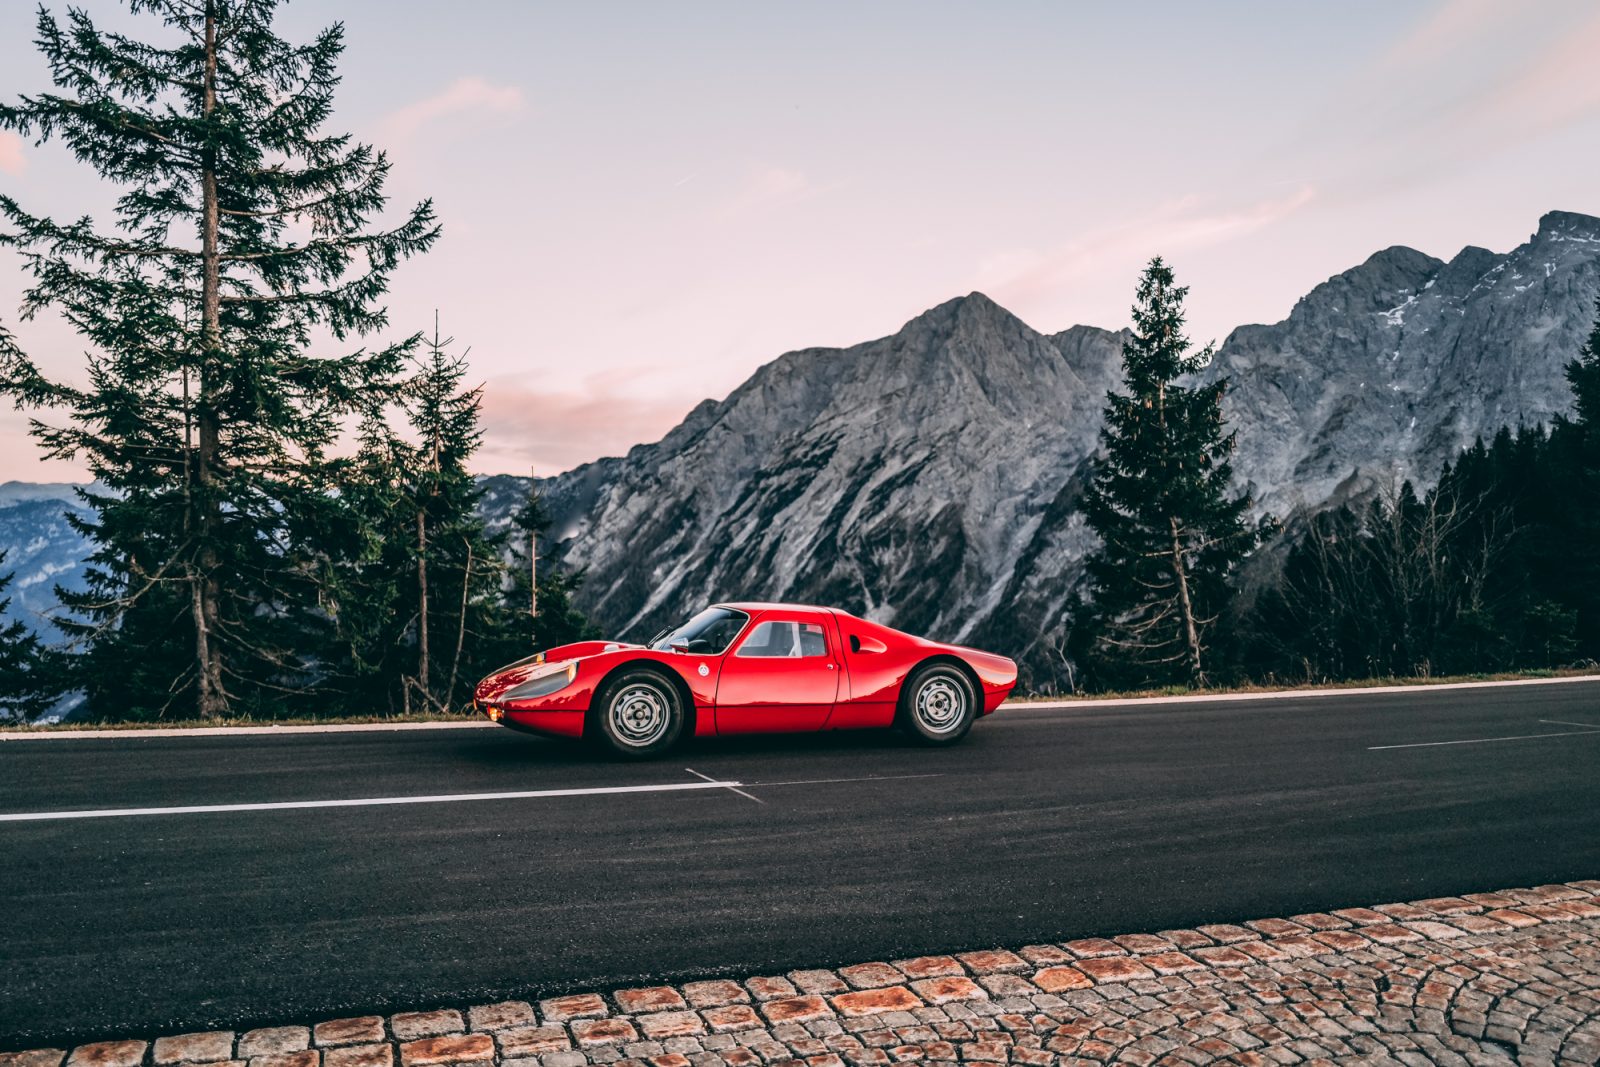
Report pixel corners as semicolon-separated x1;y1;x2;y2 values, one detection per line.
9;674;1600;740
1540;719;1600;729
1368;728;1600;751
746;773;944;788
0;780;744;823
685;766;764;804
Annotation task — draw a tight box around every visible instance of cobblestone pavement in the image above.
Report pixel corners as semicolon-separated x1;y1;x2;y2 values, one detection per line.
6;882;1599;1067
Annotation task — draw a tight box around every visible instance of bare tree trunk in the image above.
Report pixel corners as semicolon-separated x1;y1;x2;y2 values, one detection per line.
1170;516;1204;685
528;470;539;622
192;0;227;720
446;540;472;711
416;509;430;703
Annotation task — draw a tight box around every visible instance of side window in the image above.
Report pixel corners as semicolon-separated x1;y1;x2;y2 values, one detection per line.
736;620;829;658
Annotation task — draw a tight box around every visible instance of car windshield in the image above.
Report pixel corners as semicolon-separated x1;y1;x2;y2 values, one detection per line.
649;606;750;654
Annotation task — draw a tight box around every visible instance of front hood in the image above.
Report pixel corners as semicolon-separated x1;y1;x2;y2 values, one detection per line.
474;640;642;702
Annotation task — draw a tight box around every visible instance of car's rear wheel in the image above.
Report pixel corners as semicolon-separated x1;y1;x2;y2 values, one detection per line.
899;662;977;745
593;669;685;759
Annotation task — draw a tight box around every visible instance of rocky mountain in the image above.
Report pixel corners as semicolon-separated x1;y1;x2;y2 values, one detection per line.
0;483;93;643
6;211;1599;687
513;210;1600;684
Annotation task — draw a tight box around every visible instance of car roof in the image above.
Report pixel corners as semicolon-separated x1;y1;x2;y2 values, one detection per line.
714;601;837;615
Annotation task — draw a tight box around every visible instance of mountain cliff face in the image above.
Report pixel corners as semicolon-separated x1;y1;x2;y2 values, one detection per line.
7;212;1599;687
0;483;92;643
521;210;1599;682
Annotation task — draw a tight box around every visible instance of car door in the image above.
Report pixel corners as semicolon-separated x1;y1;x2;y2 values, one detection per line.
713;610;841;734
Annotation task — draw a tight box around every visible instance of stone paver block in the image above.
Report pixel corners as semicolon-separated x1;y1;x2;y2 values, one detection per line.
496;1027;571;1057
1157;929;1215;949
1062;937;1124;958
465;1002;534;1033
744;977;796;1001
541;995;609;1023
68;1045;148;1067
789;970;849;995
974;974;1035;997
570;1021;639;1049
1016;944;1073;965
1075;956;1155;983
616;989;688;1015
398;1035;493;1066
239;1031;311;1059
1330;908;1390;925
838;963;907;990
702;1004;765;1032
1446;914;1509;934
1411;896;1479;915
1142;951;1204;975
1245;917;1309;938
682;981;748;1008
1031;967;1092;993
322;1046;392;1067
1482;906;1542;927
760;996;833;1025
830;987;923;1018
154;1033;235;1064
249;1052;318;1067
1191;945;1255;967
953;950;1027;974
1402;920;1469;940
635;1013;705;1040
315;1020;385;1048
893;956;964;980
1311;930;1372;952
1112;933;1173;954
1287;913;1350;931
1235;939;1291;962
909;977;988;1005
390;1013;463;1043
1372;902;1433;921
1194;924;1259;943
1362;922;1426;944
0;1054;66;1067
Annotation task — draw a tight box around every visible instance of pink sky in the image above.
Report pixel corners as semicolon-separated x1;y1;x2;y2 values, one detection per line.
3;0;1600;482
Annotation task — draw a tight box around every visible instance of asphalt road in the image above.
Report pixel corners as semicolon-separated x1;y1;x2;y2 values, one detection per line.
3;679;1600;1048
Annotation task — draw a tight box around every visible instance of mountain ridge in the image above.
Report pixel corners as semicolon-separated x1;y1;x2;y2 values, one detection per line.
6;210;1600;687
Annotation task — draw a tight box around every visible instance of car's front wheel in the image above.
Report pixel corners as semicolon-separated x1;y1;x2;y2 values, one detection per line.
593;669;686;759
899;662;977;745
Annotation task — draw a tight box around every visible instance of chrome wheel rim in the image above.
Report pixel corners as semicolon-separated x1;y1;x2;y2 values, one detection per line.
610;683;671;746
915;676;966;733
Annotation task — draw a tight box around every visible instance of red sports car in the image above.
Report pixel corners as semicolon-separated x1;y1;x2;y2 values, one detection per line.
474;602;1018;758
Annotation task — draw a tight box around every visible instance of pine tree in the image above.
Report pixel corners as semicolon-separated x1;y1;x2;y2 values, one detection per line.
1074;258;1267;688
0;1;438;718
0;550;54;723
491;486;600;664
1558;296;1600;654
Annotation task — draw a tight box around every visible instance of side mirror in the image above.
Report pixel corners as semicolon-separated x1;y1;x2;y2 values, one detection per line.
670;640;690;654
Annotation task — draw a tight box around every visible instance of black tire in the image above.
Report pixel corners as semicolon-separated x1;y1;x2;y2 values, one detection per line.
898;662;977;746
592;668;686;759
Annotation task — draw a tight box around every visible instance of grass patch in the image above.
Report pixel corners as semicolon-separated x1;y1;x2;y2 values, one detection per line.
1;710;479;732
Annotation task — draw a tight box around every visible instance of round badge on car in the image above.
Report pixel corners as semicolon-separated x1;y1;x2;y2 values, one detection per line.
697;663;709;676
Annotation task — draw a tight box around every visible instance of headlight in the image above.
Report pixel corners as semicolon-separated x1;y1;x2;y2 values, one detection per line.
503;661;577;701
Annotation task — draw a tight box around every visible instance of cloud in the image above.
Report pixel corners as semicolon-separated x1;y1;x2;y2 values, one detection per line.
379;76;525;143
475;373;700;476
976;185;1316;307
0;131;26;175
718;166;838;219
1466;11;1600;137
